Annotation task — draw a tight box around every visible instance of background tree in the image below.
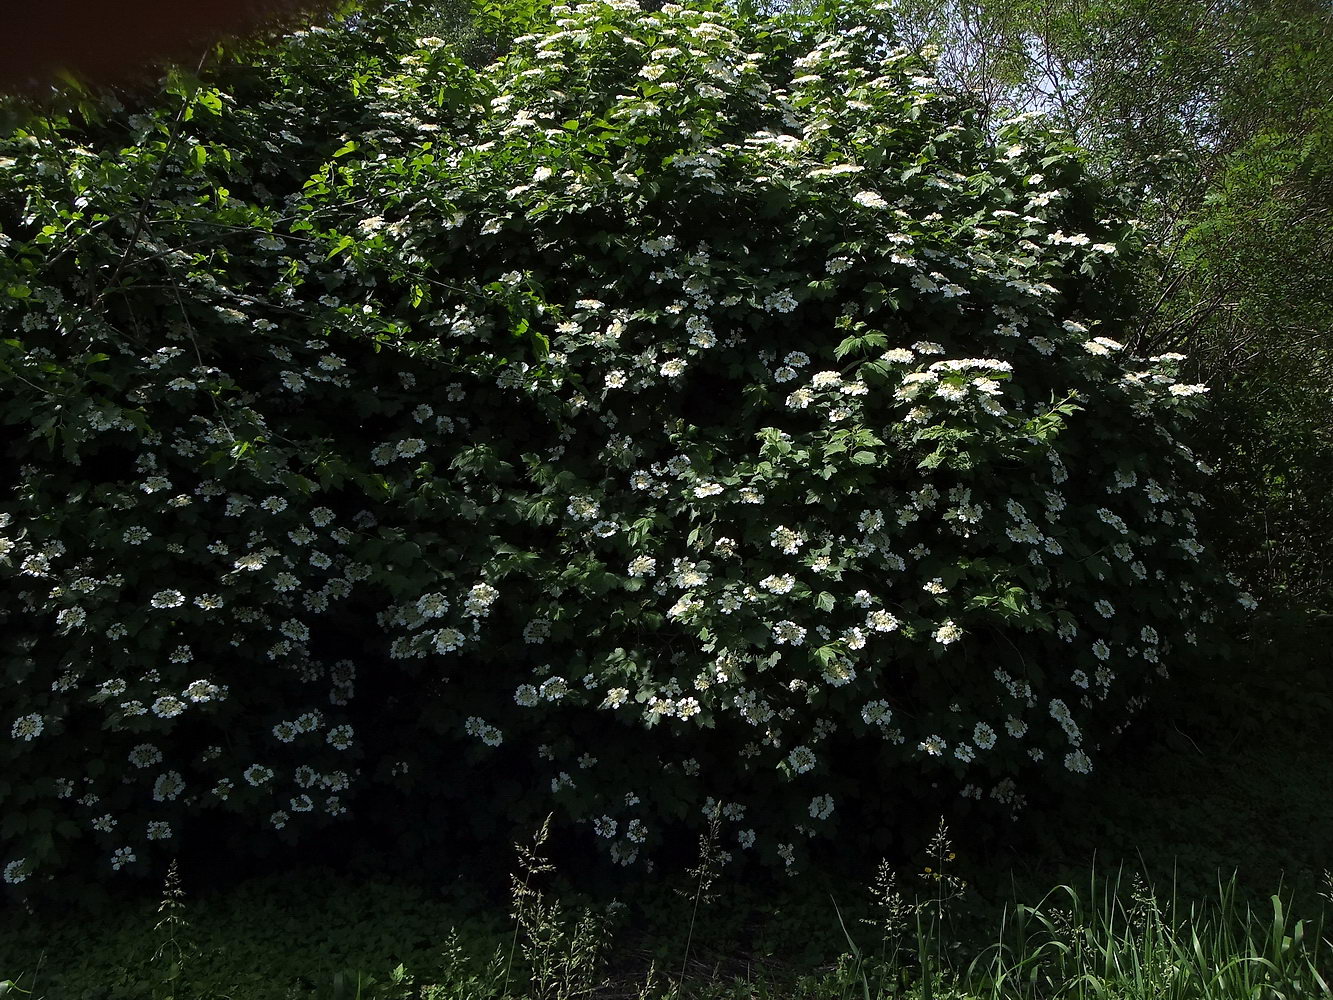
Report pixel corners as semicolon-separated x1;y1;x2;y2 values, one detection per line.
859;0;1333;614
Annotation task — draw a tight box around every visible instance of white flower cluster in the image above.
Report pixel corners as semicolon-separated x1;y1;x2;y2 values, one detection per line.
0;0;1242;882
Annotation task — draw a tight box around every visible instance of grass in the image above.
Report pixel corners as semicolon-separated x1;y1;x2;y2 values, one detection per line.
3;624;1329;998
3;796;1332;1000
832;870;1333;1000
2;851;1330;999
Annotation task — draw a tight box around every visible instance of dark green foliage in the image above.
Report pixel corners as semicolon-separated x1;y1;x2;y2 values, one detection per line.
0;0;1241;892
866;0;1333;614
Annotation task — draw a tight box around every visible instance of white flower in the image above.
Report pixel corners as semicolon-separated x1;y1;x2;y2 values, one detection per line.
434;628;465;653
3;859;30;884
759;574;796;595
788;746;816;774
676;697;701;720
416;593;450;619
523;619;551;644
464;582;500;616
1064;750;1092;774
150;589;185;609
183;676;222;703
1082;337;1123;356
146;821;172;841
628;556;657;577
154;771;186;800
111;847;136;871
918;735;946;756
809;794;835;820
396;438;426;458
932;620;964;645
770;526;804;555
540;676;569;702
128;743;163;768
852;190;888;209
11;713;43;741
151;696;186;719
861;700;892;726
567;496;600;521
772;620;807;645
866;609;900;633
660;359;687;378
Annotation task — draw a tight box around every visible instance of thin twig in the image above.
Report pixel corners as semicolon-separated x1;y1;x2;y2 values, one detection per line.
93;51;211;310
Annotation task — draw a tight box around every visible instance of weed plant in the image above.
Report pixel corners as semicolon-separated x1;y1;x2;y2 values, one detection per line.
3;826;1330;999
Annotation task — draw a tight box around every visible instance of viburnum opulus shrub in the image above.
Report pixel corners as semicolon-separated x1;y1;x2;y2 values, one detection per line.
0;0;1252;888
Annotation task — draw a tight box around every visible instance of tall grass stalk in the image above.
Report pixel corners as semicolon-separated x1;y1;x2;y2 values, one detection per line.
675;812;725;995
967;867;1331;999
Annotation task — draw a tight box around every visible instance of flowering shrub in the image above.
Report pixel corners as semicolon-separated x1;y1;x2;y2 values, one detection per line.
0;0;1250;887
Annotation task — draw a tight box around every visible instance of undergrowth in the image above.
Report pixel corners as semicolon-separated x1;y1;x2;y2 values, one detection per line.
3;825;1330;1000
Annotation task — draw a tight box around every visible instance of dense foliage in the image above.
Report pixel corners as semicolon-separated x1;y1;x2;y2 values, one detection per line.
859;0;1333;612
0;0;1246;889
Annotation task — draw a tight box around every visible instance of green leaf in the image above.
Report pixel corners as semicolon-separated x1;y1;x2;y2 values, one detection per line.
326;235;355;259
195;90;224;115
